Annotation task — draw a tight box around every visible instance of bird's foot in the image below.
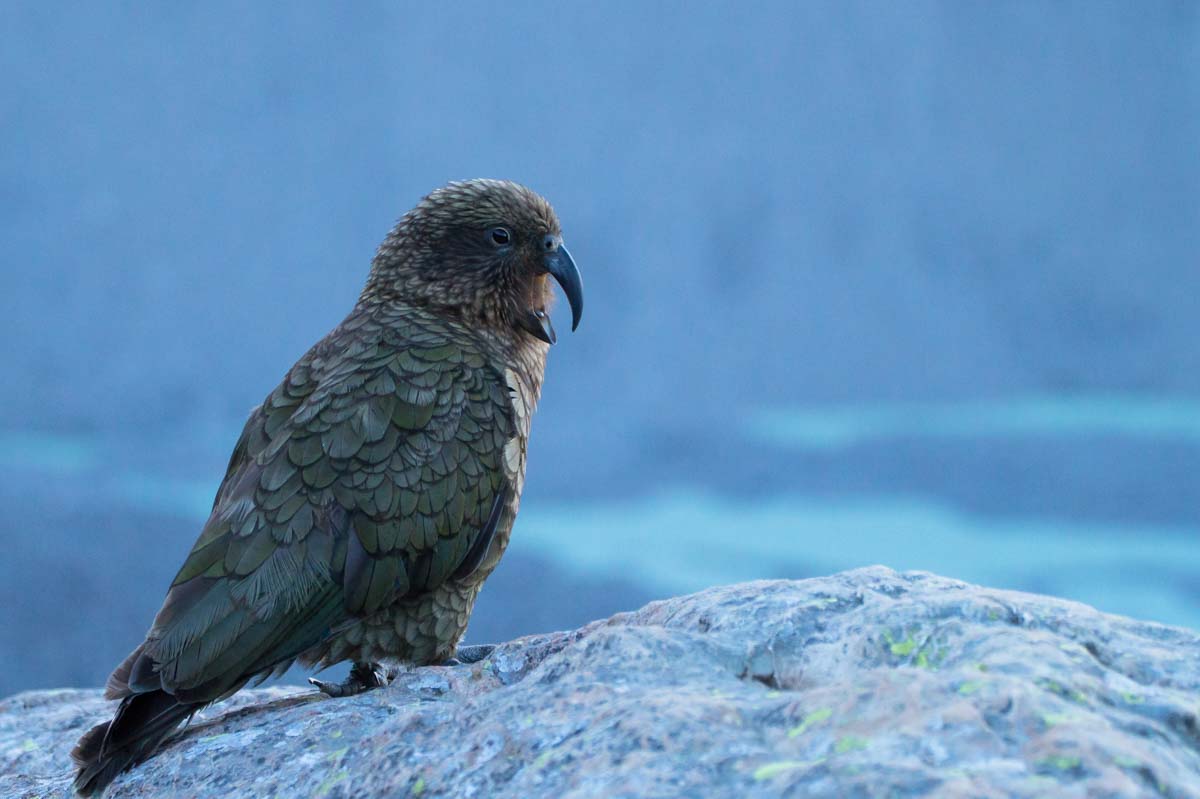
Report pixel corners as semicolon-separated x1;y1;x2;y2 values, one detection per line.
309;661;387;698
440;644;495;666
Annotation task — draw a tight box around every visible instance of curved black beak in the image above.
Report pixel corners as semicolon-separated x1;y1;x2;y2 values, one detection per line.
544;243;583;332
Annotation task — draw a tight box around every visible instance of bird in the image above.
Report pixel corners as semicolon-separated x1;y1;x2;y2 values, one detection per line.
70;179;583;795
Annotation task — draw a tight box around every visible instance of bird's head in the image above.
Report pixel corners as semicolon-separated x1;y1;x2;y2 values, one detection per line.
363;179;583;345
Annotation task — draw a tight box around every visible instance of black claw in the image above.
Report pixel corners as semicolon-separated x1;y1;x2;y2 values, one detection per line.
455;644;495;664
308;677;345;697
309;661;386;698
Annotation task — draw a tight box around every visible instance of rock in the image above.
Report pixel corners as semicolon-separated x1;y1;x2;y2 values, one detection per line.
4;566;1200;798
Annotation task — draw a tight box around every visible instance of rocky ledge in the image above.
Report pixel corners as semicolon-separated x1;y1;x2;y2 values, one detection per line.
3;567;1200;798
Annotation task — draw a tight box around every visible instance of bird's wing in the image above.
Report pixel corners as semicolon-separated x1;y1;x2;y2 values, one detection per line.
121;322;514;702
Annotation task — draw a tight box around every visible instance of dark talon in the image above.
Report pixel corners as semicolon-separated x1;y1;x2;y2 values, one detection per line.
309;661;386;697
454;644;495;664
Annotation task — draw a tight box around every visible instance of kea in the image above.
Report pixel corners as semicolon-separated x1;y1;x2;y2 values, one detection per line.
71;179;583;795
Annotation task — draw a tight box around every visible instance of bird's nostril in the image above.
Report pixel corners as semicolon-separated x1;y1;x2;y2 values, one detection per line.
543;236;556;251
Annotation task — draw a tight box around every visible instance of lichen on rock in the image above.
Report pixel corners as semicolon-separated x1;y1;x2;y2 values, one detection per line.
3;566;1200;798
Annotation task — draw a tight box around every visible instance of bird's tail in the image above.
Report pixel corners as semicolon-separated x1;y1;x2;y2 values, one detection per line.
70;689;197;796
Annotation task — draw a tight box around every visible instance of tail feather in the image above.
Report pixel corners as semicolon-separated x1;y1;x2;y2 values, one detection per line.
71;690;198;796
103;646;142;700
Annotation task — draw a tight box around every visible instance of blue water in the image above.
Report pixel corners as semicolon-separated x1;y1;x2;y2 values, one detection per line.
520;493;1199;630
5;393;1197;639
746;396;1200;451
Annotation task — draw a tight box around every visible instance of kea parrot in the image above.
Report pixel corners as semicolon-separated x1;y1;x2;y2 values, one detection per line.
71;179;583;795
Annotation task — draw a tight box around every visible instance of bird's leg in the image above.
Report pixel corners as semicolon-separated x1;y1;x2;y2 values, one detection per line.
441;644;496;666
309;661;387;698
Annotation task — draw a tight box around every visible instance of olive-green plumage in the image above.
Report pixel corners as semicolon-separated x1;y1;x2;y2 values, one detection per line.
71;179;583;795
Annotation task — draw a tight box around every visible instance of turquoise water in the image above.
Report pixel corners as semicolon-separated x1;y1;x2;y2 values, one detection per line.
0;431;100;473
5;393;1199;639
746;395;1200;451
516;491;1200;630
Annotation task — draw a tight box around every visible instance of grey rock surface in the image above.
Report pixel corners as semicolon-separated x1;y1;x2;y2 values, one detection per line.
4;567;1200;798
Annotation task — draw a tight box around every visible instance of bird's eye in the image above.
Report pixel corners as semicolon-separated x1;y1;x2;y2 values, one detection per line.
490;227;511;246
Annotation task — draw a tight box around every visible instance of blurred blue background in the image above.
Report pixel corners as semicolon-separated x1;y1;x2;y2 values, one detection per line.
1;2;1197;697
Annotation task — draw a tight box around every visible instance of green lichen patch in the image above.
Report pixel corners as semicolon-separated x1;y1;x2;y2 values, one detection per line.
914;647;949;670
411;777;426;796
1041;712;1075;727
1037;678;1088;705
315;769;350;796
884;629;917;656
882;627;947;670
752;759;825;781
787;707;832;738
834;736;869;754
956;680;985;696
1035;754;1085;778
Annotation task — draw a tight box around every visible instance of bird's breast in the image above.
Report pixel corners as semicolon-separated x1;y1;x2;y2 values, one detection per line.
502;364;540;495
